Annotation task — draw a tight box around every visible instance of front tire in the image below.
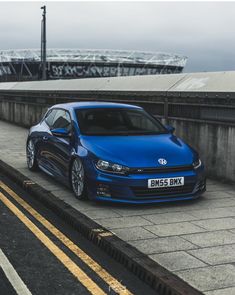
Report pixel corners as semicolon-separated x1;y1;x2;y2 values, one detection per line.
70;158;87;200
26;139;38;171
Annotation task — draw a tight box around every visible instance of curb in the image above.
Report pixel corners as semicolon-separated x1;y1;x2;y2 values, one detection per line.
0;159;203;295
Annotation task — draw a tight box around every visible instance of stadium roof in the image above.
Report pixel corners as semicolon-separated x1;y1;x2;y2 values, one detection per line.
0;49;187;67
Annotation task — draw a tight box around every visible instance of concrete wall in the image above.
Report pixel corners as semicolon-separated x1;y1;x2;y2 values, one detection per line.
169;118;235;182
0;98;48;127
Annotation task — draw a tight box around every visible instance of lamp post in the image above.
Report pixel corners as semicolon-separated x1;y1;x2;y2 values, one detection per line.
41;5;47;80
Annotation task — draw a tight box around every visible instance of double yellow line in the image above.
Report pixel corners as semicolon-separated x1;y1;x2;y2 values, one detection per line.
0;181;132;295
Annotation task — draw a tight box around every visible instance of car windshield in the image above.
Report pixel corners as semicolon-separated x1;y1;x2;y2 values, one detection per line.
75;108;167;135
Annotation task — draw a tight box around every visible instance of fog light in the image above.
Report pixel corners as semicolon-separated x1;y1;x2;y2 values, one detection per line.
97;184;111;197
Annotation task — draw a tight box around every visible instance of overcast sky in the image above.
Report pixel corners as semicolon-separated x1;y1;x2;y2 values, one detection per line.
1;1;235;72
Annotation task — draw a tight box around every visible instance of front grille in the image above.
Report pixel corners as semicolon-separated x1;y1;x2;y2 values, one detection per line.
129;165;193;174
132;184;194;199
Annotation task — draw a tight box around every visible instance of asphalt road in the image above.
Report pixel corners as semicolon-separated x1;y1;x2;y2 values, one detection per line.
0;268;17;295
0;174;157;295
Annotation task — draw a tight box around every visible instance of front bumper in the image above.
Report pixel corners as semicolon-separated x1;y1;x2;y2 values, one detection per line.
86;166;206;204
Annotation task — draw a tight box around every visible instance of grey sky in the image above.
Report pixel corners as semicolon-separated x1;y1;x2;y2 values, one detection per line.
1;1;235;72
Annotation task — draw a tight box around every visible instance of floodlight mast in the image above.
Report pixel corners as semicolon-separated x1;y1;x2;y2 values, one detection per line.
41;6;47;80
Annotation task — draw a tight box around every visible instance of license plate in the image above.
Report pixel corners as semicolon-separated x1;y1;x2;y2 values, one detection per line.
148;177;184;188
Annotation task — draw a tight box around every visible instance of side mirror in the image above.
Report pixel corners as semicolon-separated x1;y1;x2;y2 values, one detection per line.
165;125;175;133
51;128;70;137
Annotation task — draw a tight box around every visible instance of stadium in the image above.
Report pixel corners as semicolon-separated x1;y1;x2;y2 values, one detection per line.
0;49;187;82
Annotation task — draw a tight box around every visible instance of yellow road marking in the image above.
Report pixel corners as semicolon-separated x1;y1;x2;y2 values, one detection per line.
0;191;106;295
0;181;132;294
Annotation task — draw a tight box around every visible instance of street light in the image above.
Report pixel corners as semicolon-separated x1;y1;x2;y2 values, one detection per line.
41;6;46;80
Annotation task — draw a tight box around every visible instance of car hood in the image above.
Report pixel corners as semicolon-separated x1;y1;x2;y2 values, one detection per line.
80;134;195;168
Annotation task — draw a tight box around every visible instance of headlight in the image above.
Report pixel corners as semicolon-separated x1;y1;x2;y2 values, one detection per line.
95;159;129;175
193;158;202;169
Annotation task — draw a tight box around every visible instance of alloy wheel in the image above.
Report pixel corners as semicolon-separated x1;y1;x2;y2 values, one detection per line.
27;140;35;169
71;158;85;198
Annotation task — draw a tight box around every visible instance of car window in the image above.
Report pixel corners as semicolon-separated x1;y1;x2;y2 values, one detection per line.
126;111;153;130
51;109;71;130
45;109;57;127
76;108;166;135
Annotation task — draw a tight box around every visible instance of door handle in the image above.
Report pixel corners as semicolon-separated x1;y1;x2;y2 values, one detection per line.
43;136;48;141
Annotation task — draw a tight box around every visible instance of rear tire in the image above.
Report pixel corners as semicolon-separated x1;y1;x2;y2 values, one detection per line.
26;139;39;171
70;158;87;200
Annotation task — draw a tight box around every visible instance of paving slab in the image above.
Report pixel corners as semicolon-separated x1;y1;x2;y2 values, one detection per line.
188;244;235;265
191;218;235;231
226;191;235;196
206;184;233;192
195;198;235;209
145;222;205;237
182;230;235;247
97;216;153;229
205;287;235;295
150;251;206;271
176;264;235;292
78;208;122;220
202;191;235;199
188;207;235;219
111;227;156;242
143;211;198;224
1;120;235;294
130;236;197;254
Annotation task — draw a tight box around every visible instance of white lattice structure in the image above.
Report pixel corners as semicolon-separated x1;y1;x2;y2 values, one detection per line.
0;49;187;67
0;49;187;81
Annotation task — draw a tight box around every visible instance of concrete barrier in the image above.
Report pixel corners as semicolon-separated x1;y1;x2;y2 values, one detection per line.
169;118;235;182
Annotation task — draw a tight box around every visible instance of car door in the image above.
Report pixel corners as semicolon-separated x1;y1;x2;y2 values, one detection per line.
36;108;57;172
44;109;74;180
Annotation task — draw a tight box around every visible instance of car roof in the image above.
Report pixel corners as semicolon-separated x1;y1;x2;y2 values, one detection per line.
51;101;142;111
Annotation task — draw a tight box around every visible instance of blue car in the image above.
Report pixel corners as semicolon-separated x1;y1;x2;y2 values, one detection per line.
26;102;206;204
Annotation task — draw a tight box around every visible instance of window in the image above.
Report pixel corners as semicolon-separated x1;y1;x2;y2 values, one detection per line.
127;111;152;129
45;109;57;127
51;109;71;130
76;108;166;136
